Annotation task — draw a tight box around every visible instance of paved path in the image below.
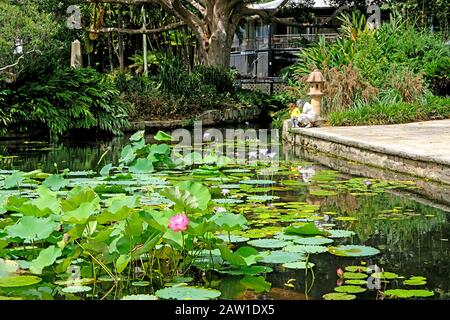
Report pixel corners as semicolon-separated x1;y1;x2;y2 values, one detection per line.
299;120;450;166
283;119;450;186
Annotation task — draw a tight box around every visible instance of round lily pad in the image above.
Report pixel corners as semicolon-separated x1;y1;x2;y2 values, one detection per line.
247;239;290;249
247;195;280;202
239;179;276;185
155;286;221;300
292;237;333;246
334;285;367;293
343;272;368;280
0;276;42;287
282;261;315;269
327;230;356;238
260;251;305;264
323;292;356;300
384;289;434;298
344;266;368;273
121;294;158;300
329;245;380;257
213;198;244;204
61;285;92;293
371;272;398;280
345;280;368;285
284;245;328;254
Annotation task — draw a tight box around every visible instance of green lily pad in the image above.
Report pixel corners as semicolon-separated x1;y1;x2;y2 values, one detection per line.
282;261;315;269
403;276;427;286
121;294;158;300
247;239;290;249
404;279;427;286
284;245;328;254
343;272;368;280
0;276;42;287
309;189;338;197
327;230;356;238
345;280;368;285
239;180;276;185
384;289;434;298
323;292;356;300
247;195;280;202
292;237;333;246
329;245;380;257
61;285;92;293
344;266;368;273
259;251;305;264
371;272;398;280
334;285;367;293
213;198;244;204
155;286;221;300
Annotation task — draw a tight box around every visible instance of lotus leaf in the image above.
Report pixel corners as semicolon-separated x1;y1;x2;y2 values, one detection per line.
323;292;356;300
155;286;221;300
329;245;380;257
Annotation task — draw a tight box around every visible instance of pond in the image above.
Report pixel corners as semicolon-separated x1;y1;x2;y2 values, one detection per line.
0;126;449;301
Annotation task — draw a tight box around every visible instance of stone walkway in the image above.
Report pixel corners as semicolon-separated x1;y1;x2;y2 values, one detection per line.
283;120;450;185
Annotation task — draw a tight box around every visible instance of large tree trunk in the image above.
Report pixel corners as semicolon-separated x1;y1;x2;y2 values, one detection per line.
198;3;239;68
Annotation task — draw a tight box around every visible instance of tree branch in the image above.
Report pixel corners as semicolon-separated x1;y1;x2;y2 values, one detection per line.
86;21;185;34
0;50;38;72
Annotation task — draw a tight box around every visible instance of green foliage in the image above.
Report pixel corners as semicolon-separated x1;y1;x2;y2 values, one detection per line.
284;10;449;119
0;68;130;136
328;96;450;126
0;0;63;80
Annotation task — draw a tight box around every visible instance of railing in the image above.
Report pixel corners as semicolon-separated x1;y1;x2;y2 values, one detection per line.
231;33;339;52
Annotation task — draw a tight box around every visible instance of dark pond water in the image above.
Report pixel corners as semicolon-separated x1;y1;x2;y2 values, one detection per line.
1;126;450;300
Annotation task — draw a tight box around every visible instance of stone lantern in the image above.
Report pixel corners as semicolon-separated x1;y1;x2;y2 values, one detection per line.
306;69;325;117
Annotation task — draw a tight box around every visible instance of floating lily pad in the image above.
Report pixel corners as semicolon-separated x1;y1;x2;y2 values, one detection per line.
121;294;158;300
384;289;434;298
404;276;427;286
284;245;328;254
345;280;367;285
309;189;338;197
239;180;276;185
323;292;356;300
61;285;92;293
344;266;368;273
0;276;42;287
329;245;380;257
334;285;367;293
343;272;368;280
292;237;333;246
282;261;315;269
212;198;244;204
155;286;221;300
404;279;427;286
247;195;280;202
327;230;356;238
247;239;290;249
259;251;305;264
371;272;398;280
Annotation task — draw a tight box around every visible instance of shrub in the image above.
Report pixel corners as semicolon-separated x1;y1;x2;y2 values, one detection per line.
328;96;450;126
0;68;130;136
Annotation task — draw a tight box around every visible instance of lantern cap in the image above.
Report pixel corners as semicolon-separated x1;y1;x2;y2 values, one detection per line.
306;69;325;83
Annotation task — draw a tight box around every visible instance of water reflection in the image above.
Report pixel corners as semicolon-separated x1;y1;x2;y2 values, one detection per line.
1;129;450;300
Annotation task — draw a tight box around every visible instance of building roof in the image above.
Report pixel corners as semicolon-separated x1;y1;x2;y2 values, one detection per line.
248;0;333;10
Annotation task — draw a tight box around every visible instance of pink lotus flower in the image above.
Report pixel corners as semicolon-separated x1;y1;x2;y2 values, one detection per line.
168;213;189;232
337;267;344;278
